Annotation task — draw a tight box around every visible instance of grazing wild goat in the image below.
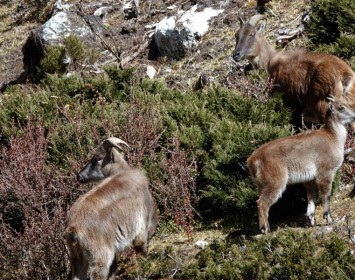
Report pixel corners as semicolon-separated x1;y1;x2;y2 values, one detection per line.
247;96;355;233
65;137;158;280
232;15;355;127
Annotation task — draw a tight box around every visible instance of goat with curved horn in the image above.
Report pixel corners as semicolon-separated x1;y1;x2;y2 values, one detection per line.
232;15;355;129
66;137;158;279
102;137;130;151
77;138;130;183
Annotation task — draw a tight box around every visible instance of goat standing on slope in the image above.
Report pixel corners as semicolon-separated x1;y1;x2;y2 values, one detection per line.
232;15;355;128
247;96;355;233
65;137;158;280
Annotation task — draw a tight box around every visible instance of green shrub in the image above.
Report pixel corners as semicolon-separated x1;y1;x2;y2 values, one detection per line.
0;70;292;225
63;35;100;70
104;65;136;102
128;229;354;279
175;229;354;280
39;45;67;77
37;35;100;80
0;81;118;166
159;87;291;223
306;0;355;60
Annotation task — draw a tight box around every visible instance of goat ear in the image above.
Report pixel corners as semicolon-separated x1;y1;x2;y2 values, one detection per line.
342;76;351;97
328;102;334;112
109;147;124;163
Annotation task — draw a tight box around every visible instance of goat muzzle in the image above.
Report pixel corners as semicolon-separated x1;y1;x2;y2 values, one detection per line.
232;51;242;62
76;173;87;183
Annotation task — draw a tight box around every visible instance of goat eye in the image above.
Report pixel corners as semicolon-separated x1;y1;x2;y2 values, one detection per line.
249;32;255;37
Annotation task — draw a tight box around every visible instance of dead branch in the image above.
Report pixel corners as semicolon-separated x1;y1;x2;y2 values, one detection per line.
276;12;310;46
120;41;149;68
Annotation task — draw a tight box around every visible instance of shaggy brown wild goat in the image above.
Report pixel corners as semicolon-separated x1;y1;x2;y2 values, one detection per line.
65;137;158;280
232;15;355;128
247;96;355;233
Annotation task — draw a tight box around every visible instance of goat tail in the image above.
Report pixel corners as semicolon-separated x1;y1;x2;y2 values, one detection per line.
246;157;266;189
246;156;259;178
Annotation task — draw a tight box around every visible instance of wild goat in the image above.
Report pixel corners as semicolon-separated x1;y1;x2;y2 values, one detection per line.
247;96;355;233
65;137;158;280
232;15;355;128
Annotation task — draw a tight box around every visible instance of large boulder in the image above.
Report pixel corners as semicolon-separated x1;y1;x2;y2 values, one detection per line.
39;0;108;44
154;5;223;59
40;11;93;44
21;0;112;80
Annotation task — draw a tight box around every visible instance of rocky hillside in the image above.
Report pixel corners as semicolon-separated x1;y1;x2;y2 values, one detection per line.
0;0;312;90
0;0;354;279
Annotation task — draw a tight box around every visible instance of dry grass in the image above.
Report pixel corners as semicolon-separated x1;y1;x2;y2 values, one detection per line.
321;182;355;250
141;0;312;92
0;2;36;86
0;0;311;89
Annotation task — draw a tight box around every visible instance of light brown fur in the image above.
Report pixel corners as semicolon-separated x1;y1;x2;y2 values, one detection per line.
65;138;158;280
247;97;355;233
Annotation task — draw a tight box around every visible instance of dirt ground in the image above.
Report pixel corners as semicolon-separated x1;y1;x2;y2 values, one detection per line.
0;0;310;91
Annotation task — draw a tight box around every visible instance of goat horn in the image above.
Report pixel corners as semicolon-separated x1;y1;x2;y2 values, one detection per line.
326;95;336;102
248;14;266;27
103;137;130;151
238;16;244;27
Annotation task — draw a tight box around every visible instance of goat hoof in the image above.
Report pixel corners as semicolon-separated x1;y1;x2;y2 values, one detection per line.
323;213;333;224
307;215;316;227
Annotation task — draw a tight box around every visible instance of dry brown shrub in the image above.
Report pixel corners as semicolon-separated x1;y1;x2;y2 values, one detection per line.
0;119;74;279
153;138;198;240
119;98;198;238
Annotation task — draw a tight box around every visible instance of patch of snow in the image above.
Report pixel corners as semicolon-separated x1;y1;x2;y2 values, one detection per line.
179;5;223;38
195;240;209;249
154;5;224;59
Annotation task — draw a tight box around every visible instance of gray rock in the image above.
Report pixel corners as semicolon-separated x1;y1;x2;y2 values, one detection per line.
22;0;112;79
154;5;223;59
40;11;92;44
123;1;138;20
53;0;73;13
146;65;157;79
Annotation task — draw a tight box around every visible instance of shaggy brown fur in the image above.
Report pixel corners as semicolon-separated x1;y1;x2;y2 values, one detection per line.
233;15;355;128
65;138;158;280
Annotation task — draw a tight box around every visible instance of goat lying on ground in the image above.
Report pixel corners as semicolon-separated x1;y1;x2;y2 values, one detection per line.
65;137;158;280
232;15;355;128
247;96;355;233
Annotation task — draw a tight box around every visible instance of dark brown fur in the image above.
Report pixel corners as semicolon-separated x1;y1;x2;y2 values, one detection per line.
233;17;355;127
